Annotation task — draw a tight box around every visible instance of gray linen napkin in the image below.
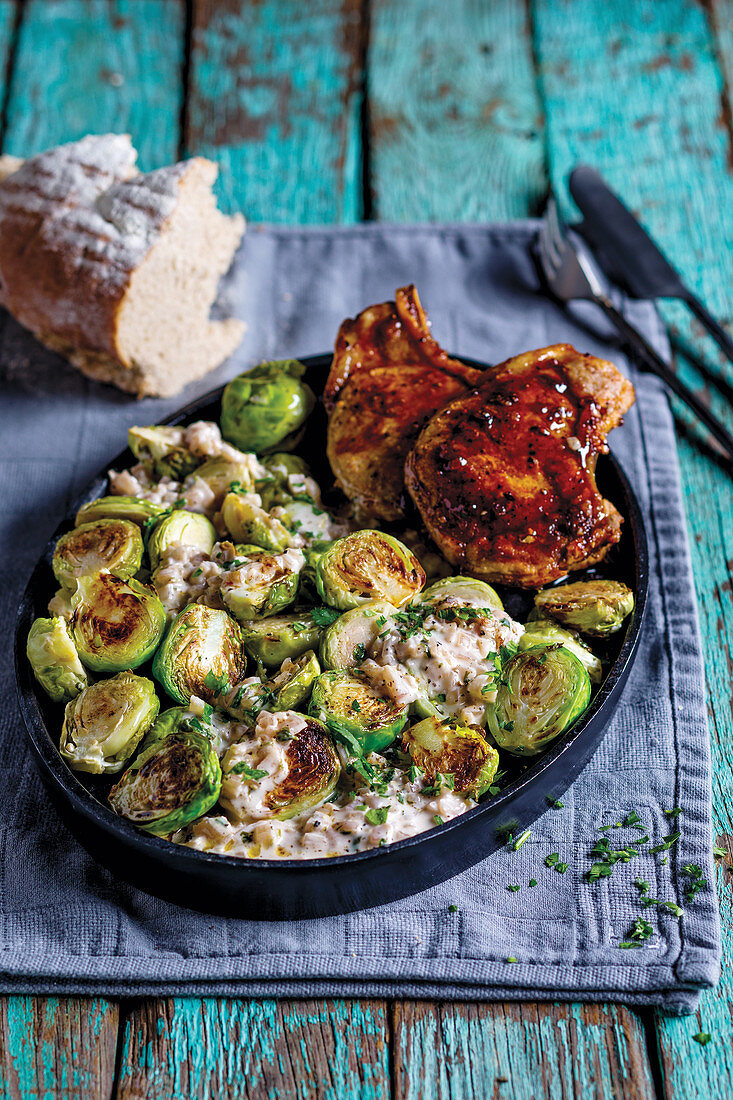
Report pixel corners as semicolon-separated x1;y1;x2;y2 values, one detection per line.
0;224;720;1013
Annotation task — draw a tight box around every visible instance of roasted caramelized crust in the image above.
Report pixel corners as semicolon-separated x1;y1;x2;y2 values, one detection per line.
326;285;482;521
404;344;636;589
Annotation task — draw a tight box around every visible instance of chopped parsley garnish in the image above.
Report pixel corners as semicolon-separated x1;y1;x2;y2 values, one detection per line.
547;797;564;809
408;765;423;783
693;1032;712;1046
683;863;708;902
230;762;269;780
665;807;683;819
649;830;681;854
364;806;389;826
618;917;654;949
529;879;538;888
203;669;230;695
713;845;728;859
434;814;445;826
310;606;341;627
545;852;559;867
350;698;361;712
507;884;520;892
192;567;203;577
448;904;458;913
353;643;367;663
555;862;568;874
276;731;293;743
506;956;517;963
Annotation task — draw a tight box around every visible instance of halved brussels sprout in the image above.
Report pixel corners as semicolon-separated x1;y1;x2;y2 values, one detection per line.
221;715;340;820
188;456;261;508
53;519;143;588
403;715;499;799
315;531;426;610
220;548;304;621
147;510;216;571
109;727;221;835
279;497;334;542
70;573;166;672
309;669;408;755
220;360;316;453
269;650;321;710
319;600;395;670
519;619;602;684
486;645;591;756
26;616;88;702
60;671;159;774
128;425;201;481
240;611;323;666
221;492;292;551
139;705;188;751
76;495;166;529
262;453;311;481
534;580;634;637
152;604;245;704
421;576;503;613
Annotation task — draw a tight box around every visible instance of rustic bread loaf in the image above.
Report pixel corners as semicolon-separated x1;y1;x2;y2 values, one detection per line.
0;134;245;397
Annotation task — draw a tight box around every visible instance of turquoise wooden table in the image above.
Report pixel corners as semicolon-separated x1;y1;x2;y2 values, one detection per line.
1;1;732;1096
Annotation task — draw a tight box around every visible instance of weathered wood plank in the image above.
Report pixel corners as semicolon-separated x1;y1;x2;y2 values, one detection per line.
114;998;390;1100
392;1002;655;1100
367;0;547;221
3;0;185;167
532;0;733;1094
186;0;364;221
0;997;119;1100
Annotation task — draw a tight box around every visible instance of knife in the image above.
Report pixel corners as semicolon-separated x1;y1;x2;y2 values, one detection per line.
569;165;733;365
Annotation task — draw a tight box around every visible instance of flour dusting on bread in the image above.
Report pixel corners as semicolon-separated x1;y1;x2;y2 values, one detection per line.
0;134;245;397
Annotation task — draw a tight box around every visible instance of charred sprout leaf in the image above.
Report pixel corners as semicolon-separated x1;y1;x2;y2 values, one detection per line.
60;671;159;774
519;618;602;684
319;599;396;670
239;611;323;666
75;495;166;529
128;425;201;481
486;645;591;756
152;604;246;705
534;580;634;637
421;576;503;613
309;669;408;755
27;616;88;702
268;650;321;710
403;715;499;799
315;530;426;610
53;519;143;588
221;492;293;551
70;573;166;672
189;455;262;508
220;360;316;453
147;511;216;571
220;548;304;621
109;728;221;835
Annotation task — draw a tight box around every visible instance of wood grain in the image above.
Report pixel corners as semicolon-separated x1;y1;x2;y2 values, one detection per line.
186;0;365;221
114;997;390;1100
0;997;119;1100
532;0;733;1094
392;1002;656;1100
367;0;547;221
3;0;185;168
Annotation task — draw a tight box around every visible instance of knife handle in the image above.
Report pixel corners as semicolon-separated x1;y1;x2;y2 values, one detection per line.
684;294;733;367
596;296;733;466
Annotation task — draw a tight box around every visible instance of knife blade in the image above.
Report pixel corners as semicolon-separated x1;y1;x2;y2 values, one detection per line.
569;165;733;365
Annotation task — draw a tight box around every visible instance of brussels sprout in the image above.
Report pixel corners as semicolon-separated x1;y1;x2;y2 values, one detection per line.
152;604;246;704
139;705;188;751
188;456;261;508
486;645;591;756
53;519;143;588
263;453;312;481
279;497;335;543
319;600;395;670
221;715;340;820
220;360;316;453
403;715;499;799
315;531;426;611
519;619;602;685
70;573;166;672
534;580;635;637
422;576;503;613
76;495;166;529
309;669;408;755
240;611;323;666
220;548;304;621
268;650;321;710
147;510;216;571
128;425;201;480
26;616;88;702
109;727;221;835
60;671;159;774
221;492;293;551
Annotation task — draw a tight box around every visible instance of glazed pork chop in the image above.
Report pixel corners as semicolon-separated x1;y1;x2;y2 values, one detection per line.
404;344;635;589
325;285;482;521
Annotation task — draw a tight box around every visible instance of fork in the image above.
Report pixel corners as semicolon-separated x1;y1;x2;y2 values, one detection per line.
537;198;733;467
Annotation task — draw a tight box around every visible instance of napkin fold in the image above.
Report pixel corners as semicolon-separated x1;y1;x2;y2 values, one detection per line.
0;223;720;1013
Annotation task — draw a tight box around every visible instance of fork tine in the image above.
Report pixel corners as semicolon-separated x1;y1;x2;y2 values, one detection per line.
545;197;566;262
537;212;560;278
